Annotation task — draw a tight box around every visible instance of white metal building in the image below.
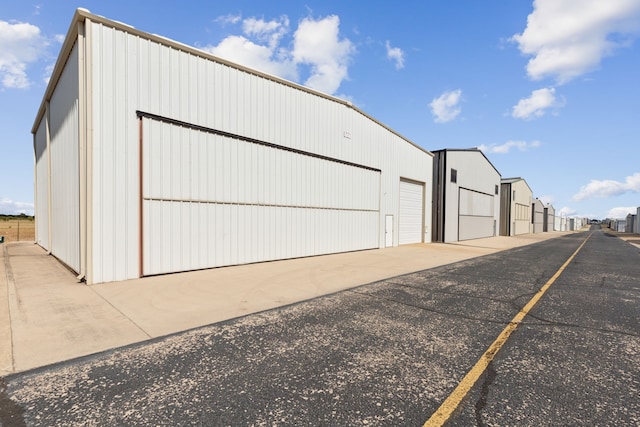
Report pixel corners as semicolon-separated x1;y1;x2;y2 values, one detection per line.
532;198;545;234
500;178;533;236
32;9;433;285
569;217;587;231
543;204;555;232
431;148;501;242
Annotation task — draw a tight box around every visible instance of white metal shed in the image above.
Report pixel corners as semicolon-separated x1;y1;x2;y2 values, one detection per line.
431;149;501;242
499;178;533;236
32;9;434;285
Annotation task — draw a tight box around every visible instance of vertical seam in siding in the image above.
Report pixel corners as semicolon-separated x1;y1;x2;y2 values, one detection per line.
85;18;94;284
139;116;144;278
77;20;87;282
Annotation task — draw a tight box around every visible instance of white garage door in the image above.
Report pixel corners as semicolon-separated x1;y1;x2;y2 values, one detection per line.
140;114;381;276
399;179;424;245
458;188;495;240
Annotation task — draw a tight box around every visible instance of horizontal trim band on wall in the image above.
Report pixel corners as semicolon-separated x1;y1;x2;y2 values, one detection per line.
136;110;382;173
143;197;379;213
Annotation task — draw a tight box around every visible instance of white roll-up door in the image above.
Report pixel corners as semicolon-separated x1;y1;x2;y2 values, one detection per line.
399;179;424;245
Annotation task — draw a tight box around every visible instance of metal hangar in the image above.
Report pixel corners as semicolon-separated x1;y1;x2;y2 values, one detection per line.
32;9;433;284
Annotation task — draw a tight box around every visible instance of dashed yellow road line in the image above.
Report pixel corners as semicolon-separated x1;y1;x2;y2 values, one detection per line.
423;232;593;427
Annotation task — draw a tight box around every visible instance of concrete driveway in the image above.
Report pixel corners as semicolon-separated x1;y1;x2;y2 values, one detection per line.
2;232;569;374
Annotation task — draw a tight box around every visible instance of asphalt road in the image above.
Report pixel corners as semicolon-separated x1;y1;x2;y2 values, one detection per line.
1;227;638;426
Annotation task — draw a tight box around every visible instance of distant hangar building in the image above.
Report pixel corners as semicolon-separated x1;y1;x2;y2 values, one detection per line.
500;177;533;236
543;204;555;232
32;9;434;285
431;148;501;242
532;198;545;234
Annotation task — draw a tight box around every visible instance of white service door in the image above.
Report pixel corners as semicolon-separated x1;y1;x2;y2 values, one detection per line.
385;215;394;247
398;179;424;245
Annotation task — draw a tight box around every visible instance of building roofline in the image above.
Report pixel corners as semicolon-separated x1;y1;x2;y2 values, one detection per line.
32;8;433;157
431;148;501;177
501;177;533;194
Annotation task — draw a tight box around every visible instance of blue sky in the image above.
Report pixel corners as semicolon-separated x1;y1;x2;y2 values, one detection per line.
1;0;639;219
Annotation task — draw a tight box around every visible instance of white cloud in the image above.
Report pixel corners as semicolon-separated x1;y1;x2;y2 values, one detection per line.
572;172;640;201
292;15;355;94
558;206;577;217
385;40;405;70
607;206;637;219
478;140;541;154
0;20;48;89
242;16;289;48
0;197;34;215
429;89;462;123
215;14;242;25
204;14;355;95
512;87;562;119
511;0;640;83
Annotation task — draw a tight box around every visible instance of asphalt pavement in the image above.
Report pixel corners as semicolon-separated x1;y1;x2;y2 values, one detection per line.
1;227;638;426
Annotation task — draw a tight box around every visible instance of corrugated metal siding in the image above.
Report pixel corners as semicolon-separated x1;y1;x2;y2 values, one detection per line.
544;206;555;232
49;42;80;272
512;180;532;236
399;179;424;244
90;24;141;283
431;151;446;242
458;188;495;241
88;21;432;282
533;200;545;233
499;183;511;236
34;118;49;250
437;151;501;242
141;118;380;275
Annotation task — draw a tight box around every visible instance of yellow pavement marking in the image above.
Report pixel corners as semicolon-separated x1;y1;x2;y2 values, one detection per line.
423;232;593;427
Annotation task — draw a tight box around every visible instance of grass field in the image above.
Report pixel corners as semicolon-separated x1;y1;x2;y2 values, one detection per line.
0;218;36;243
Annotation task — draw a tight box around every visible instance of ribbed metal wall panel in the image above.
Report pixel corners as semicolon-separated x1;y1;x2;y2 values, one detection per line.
143;201;378;275
438;150;501;242
143;120;379;211
88;20;432;283
459;188;494;216
533;199;545;233
141;118;380;276
49;42;80;272
34;118;49;250
544;205;555;232
512;180;533;235
90;24;141;283
458;188;495;241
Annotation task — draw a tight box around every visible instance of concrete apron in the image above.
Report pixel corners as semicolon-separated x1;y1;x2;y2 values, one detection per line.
1;245;13;376
1;232;572;374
